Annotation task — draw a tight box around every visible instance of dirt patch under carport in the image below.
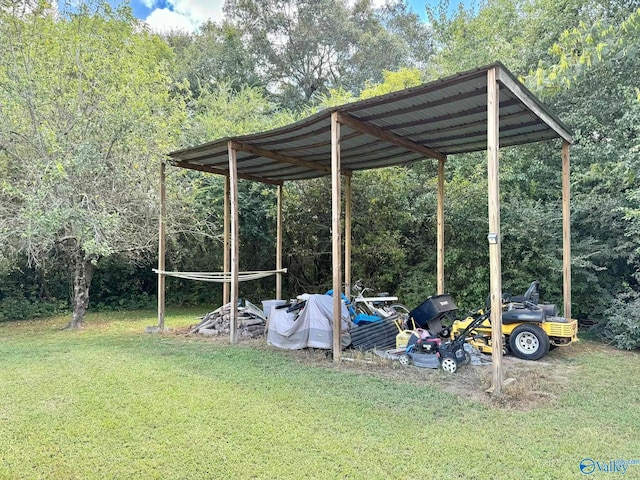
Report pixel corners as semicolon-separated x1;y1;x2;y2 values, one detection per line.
266;342;581;411
172;323;585;411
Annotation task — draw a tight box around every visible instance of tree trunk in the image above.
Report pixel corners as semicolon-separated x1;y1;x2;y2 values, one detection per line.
66;249;94;329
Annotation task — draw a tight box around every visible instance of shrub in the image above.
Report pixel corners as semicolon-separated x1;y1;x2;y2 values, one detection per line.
602;288;640;350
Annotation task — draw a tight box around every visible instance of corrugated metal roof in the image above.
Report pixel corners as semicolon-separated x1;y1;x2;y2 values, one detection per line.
168;62;572;184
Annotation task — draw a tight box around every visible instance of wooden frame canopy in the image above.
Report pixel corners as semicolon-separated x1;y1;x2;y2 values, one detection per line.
159;62;573;394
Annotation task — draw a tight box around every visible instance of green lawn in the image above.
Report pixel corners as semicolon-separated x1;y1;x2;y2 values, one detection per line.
1;310;639;479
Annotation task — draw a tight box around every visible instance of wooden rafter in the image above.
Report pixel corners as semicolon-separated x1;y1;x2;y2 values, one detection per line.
172;160;282;186
231;140;331;174
336;112;446;162
497;67;573;144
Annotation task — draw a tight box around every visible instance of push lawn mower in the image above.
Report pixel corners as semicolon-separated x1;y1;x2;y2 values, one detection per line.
399;312;490;373
396;295;497;373
450;281;578;360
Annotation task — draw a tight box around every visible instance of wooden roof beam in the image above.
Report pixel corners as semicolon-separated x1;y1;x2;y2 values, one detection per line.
231;140;331;174
336;112;446;162
172;160;283;186
496;67;573;144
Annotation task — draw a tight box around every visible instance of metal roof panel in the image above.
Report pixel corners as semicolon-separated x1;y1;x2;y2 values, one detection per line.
168;62;573;183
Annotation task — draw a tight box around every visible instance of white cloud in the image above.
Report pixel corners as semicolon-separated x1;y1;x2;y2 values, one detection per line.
145;8;194;33
144;0;224;34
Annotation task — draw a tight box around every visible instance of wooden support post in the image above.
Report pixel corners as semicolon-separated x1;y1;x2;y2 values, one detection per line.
276;183;283;300
223;176;230;305
228;142;240;344
157;161;166;330
344;172;352;301
487;67;503;394
331;112;342;362
562;141;572;320
437;157;446;295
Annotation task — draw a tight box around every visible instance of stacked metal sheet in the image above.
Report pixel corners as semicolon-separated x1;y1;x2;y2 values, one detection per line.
349;316;399;350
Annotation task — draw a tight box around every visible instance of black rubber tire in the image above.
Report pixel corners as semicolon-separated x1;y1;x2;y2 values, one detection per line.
508;324;550;360
462;351;471;365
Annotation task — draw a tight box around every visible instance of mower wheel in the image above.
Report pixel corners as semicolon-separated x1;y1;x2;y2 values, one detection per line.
441;357;458;373
508;324;550;360
398;355;410;366
462;351;471;365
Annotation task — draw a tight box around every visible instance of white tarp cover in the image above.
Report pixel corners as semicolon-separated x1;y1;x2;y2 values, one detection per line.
267;294;352;350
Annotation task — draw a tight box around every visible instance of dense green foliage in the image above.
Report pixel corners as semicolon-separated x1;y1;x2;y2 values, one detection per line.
0;2;186;327
0;0;639;347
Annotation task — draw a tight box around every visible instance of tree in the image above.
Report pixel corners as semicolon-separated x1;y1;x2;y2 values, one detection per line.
166;21;262;98
526;7;640;341
0;2;185;327
223;0;433;109
425;0;630;77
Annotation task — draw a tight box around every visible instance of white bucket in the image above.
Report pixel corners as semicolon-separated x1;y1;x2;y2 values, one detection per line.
262;299;286;318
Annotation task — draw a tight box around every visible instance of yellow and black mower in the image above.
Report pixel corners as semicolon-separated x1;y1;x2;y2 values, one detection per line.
450;281;578;360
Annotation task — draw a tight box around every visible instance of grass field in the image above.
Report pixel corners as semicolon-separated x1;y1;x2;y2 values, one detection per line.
1;309;639;479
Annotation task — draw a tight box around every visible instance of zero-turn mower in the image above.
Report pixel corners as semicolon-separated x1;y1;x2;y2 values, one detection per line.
450;281;578;360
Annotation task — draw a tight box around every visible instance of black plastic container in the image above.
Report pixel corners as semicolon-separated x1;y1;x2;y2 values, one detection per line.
409;294;457;330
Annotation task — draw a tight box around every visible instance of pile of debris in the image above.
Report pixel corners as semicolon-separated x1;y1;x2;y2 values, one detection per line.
191;301;267;338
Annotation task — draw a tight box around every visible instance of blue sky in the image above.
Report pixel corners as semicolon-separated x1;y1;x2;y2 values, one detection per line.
126;1;475;34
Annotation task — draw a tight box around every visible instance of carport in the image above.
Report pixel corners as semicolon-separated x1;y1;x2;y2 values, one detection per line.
157;62;573;393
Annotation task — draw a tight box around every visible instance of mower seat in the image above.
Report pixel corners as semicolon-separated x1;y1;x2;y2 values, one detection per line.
522;281;541;304
502;307;545;324
539;303;558;317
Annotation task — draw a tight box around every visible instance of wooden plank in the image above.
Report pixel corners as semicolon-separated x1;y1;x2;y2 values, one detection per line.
336;112;446;162
228;142;240;344
157;161;166;330
223;176;230;305
231;140;331;174
172;160;282;186
331;112;342;362
562;141;572;320
437;157;445;295
344;172;352;301
496;67;573;144
276;183;283;300
487;67;503;394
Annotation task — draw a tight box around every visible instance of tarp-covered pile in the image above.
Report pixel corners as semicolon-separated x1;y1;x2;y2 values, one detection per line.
267;294;352;349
